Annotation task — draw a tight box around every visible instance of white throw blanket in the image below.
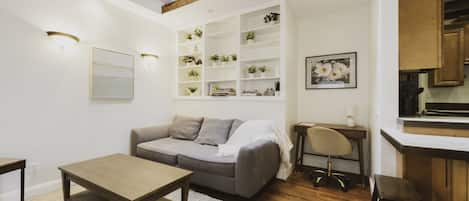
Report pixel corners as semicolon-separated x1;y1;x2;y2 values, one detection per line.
217;120;293;180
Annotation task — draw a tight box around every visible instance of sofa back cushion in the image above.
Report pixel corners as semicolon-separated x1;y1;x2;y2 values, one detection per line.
169;115;203;140
195;118;234;146
229;119;244;138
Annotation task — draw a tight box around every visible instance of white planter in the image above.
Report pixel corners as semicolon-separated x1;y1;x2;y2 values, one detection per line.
260;72;266;77
186;63;192;67
248;73;255;78
247;39;255;45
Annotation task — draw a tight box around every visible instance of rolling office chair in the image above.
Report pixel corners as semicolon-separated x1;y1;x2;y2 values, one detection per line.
307;127;353;192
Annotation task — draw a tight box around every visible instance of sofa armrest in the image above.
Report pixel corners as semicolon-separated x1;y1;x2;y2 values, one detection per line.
235;140;280;198
130;124;171;156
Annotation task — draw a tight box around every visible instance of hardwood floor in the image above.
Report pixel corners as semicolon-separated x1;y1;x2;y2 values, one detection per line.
254;172;371;201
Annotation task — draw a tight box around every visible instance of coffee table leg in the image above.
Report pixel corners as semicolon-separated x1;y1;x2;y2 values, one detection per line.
20;168;24;201
181;180;189;201
61;172;70;201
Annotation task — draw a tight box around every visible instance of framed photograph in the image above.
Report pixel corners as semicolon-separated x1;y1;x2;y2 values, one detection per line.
305;52;357;89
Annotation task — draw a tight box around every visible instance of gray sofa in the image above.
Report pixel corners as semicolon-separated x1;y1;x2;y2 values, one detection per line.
130;118;280;198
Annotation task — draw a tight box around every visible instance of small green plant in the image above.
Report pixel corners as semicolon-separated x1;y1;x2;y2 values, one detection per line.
182;56;195;64
210;54;220;62
194;28;203;38
230;54;237;62
185;33;193;40
246;32;255;41
221;55;230;63
259;66;267;73
248;65;257;74
188;87;198;93
188;69;199;78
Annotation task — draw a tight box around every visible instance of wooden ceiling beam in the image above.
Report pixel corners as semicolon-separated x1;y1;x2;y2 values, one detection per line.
162;0;198;14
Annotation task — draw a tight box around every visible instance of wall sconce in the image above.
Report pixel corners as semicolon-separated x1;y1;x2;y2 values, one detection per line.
140;53;159;59
46;31;80;47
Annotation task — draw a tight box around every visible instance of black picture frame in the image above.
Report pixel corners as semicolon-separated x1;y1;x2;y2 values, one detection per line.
305;52;357;90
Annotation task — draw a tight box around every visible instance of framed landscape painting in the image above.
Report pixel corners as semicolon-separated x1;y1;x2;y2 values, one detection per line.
305;52;357;89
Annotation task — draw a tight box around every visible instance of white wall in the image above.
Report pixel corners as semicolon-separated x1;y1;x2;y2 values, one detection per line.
0;0;175;199
369;0;400;177
295;2;371;174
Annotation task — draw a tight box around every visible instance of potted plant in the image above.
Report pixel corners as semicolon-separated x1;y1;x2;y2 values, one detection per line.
247;65;257;78
195;59;203;66
230;54;237;62
259;66;267;77
186;87;198;96
182;56;195;67
194;28;203;39
185;33;193;41
246;32;255;44
187;69;200;80
210;54;220;66
221;55;230;65
264;12;280;25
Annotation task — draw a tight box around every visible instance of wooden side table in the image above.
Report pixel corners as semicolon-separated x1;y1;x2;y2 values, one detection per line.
0;158;26;201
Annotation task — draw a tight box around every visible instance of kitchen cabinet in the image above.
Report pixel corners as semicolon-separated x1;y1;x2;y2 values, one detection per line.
399;0;442;71
465;25;469;62
430;29;465;87
406;156;468;201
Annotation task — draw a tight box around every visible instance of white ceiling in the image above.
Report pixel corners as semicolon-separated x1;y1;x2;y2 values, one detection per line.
108;0;370;30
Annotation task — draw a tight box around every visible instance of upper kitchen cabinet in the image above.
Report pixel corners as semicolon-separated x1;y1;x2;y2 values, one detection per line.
429;29;465;87
399;0;442;71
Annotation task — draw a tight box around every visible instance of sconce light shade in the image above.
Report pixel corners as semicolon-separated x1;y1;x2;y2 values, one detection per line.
46;31;80;47
141;53;159;59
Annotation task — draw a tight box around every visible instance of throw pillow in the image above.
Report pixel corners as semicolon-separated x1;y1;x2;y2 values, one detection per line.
195;118;234;146
229;119;244;138
169;115;203;140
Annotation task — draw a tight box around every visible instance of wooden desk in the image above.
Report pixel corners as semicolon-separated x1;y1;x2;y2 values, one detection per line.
294;123;368;186
0;158;26;201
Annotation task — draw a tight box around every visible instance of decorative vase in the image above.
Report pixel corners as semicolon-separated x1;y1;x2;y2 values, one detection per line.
248;73;255;78
186;62;192;67
247;39;255;45
346;116;355;127
260;72;266;77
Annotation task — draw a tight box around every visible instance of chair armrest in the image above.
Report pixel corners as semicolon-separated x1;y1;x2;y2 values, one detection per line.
235;140;280;198
130;124;171;156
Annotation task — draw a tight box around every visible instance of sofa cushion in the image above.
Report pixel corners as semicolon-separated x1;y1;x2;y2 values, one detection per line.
229;119;244;138
169;115;203;140
178;149;235;177
137;137;190;165
195;118;233;146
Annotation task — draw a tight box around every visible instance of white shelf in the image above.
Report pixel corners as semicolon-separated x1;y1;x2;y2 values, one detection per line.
179;65;202;70
205;79;237;83
240;76;280;81
206;31;236;38
241;24;280;33
178;39;203;47
241;39;280;48
174;96;285;102
205;64;237;69
240;56;280;62
178;81;201;84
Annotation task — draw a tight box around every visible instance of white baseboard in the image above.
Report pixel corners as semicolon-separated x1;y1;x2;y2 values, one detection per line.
0;179;61;201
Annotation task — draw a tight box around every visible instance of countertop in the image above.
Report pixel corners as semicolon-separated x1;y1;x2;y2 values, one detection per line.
398;116;469;124
381;128;469;160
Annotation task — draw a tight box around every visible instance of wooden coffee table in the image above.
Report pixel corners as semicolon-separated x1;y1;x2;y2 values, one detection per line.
0;158;26;201
59;154;192;201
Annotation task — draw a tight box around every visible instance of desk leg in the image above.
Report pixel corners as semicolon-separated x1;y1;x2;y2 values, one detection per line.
295;131;301;171
61;172;70;201
181;180;190;201
357;140;366;187
20;168;24;201
300;132;305;170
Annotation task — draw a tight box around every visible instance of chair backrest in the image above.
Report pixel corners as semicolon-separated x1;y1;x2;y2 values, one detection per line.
306;127;353;156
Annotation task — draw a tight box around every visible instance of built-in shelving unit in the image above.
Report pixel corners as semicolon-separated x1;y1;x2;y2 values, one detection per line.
176;4;281;98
